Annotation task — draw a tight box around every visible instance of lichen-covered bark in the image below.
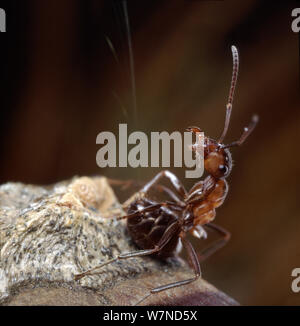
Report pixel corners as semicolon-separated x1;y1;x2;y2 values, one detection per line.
0;176;238;306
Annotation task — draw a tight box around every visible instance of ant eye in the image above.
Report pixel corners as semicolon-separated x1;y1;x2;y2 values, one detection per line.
218;165;228;174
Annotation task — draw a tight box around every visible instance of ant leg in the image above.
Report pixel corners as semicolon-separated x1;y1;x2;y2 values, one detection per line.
106;190;184;219
122;185;186;210
74;221;180;281
141;170;187;198
117;203;162;220
117;200;183;220
108;175;186;209
198;223;231;263
135;237;201;305
155;185;185;206
108;172;187;198
108;178;183;202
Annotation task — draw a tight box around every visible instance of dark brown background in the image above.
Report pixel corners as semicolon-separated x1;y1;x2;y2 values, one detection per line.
0;0;299;305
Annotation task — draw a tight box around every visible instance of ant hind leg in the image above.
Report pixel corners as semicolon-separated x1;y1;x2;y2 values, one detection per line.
135;237;201;305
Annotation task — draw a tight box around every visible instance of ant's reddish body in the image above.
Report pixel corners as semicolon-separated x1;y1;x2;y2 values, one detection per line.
75;46;258;304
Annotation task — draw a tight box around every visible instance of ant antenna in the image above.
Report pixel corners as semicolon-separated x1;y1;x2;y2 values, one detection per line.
224;114;259;148
218;45;239;144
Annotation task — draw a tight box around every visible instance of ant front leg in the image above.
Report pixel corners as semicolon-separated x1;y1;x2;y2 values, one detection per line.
141;170;187;198
122;170;187;209
198;223;231;263
117;200;183;220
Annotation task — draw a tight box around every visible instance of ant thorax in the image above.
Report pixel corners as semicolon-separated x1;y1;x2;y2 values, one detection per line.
187;137;231;227
191;176;229;227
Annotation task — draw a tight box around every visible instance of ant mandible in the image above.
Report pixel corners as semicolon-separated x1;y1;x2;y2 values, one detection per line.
75;45;258;305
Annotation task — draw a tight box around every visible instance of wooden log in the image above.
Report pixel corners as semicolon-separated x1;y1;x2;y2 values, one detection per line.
0;176;238;306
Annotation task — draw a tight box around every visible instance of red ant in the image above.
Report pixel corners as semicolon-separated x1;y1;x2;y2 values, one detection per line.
75;45;258;305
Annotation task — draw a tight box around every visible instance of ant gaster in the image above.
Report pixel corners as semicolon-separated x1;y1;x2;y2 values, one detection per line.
75;46;258;305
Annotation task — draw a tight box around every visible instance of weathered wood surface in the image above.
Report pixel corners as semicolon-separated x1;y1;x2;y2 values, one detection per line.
0;176;238;306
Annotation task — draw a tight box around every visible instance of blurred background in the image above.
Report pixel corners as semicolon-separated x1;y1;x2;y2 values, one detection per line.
0;0;299;305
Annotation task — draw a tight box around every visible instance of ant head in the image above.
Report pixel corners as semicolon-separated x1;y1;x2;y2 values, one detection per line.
186;129;232;179
187;46;258;179
204;139;232;178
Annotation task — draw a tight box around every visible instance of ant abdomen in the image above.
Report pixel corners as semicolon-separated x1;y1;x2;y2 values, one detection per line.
126;198;180;258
